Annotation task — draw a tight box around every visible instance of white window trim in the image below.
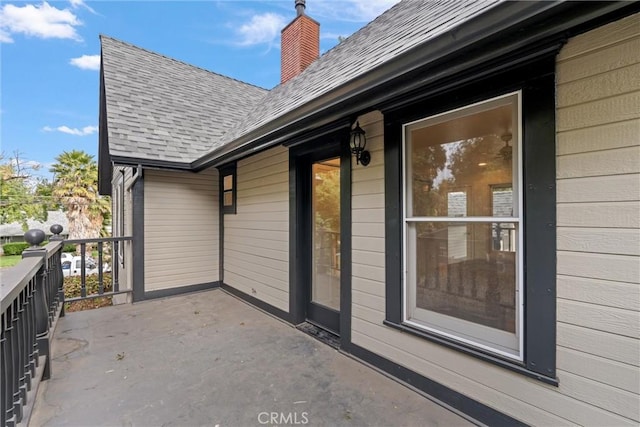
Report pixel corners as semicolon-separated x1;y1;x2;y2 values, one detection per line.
401;91;524;361
113;171;125;266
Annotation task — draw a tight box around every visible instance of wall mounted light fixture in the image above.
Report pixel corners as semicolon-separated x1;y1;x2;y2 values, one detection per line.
349;121;370;166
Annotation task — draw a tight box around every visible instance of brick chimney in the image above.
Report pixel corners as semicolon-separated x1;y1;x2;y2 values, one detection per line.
280;0;320;84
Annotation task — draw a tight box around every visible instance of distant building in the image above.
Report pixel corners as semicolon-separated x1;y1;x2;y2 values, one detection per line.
0;210;69;244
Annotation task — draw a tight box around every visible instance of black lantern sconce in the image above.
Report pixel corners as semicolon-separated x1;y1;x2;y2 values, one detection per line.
349;121;370;166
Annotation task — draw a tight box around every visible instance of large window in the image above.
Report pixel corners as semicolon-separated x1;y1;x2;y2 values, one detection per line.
403;93;522;359
384;67;557;382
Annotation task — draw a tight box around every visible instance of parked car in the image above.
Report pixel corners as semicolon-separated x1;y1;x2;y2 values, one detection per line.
62;256;110;277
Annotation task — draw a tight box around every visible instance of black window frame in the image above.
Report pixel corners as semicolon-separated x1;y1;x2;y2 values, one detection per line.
220;164;237;215
383;55;557;385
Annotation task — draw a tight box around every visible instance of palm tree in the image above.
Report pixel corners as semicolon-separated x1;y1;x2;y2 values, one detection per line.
50;150;110;251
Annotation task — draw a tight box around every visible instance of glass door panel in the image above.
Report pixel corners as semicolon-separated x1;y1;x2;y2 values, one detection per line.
311;157;341;311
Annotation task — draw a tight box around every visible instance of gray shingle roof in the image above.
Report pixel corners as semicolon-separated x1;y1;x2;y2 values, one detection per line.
0;211;69;238
100;0;501;165
101;36;268;164
217;0;500;148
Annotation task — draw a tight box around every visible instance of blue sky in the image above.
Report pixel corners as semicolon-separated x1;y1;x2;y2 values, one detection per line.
0;0;398;180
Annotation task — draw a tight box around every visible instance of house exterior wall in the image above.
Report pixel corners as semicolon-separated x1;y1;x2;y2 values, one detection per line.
351;109;387;342
224;145;289;312
144;167;219;291
554;10;640;420
350;14;639;425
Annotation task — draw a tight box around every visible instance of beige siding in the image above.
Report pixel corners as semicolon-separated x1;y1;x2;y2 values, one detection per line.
350;13;640;425
144;168;219;291
224;145;289;312
555;11;640;423
352;110;386;316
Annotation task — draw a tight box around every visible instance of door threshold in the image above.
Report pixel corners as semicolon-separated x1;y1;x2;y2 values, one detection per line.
297;322;340;349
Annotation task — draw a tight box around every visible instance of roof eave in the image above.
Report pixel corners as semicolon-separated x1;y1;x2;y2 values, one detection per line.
97;58;113;196
110;155;193;171
192;0;637;169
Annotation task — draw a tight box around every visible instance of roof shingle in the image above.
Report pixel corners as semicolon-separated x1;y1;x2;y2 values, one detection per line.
101;36;268;164
217;0;500;147
100;0;501;165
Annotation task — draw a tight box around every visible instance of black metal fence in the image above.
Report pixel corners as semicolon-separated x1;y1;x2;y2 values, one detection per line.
0;226;132;426
63;236;132;302
1;231;64;426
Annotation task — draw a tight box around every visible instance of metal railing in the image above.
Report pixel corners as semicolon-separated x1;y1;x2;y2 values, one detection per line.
63;236;132;302
1;231;64;426
1;225;133;426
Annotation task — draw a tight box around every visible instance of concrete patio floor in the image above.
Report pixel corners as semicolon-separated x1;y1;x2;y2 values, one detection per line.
29;289;474;427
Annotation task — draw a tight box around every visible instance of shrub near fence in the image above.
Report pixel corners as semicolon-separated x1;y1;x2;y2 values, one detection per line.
64;273;113;312
2;242;75;255
2;242;30;255
2;226;132;425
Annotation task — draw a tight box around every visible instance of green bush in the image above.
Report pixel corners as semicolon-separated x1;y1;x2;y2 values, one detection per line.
64;273;113;298
2;242;29;256
64;273;114;312
41;241;75;252
1;240;72;256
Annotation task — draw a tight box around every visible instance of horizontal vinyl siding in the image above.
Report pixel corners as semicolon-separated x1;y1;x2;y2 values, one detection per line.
352;110;386;303
351;15;640;425
554;11;640;424
352;112;579;426
224;145;289;312
144;168;219;291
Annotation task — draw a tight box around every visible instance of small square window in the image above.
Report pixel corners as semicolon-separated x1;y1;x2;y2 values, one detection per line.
223;175;233;191
220;164;237;214
223;190;233;206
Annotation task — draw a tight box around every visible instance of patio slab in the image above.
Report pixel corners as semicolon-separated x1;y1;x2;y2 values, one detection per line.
29;289;474;427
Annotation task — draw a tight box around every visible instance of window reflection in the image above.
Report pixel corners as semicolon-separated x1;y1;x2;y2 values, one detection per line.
492;186;515;251
312;158;341;311
404;92;521;357
409;104;515;218
412;222;517;333
447;191;467;217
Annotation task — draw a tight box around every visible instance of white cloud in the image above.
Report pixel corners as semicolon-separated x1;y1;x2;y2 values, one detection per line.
70;54;100;70
311;0;399;22
349;0;399;20
43;125;97;136
236;12;287;47
321;32;349;41
69;0;96;15
9;157;42;171
0;2;82;43
0;28;12;43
